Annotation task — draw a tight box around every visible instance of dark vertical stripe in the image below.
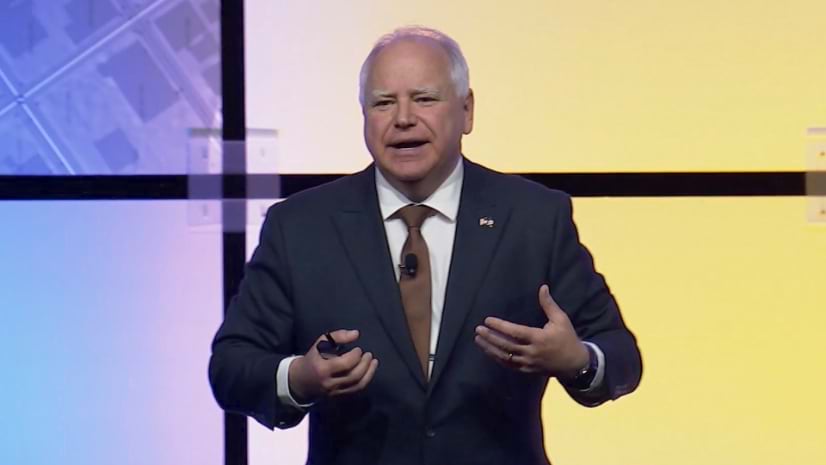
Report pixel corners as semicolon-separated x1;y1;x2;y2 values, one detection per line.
222;231;249;465
221;0;246;140
220;0;247;464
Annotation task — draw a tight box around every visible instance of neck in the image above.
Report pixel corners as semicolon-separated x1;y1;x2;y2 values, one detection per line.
393;179;440;203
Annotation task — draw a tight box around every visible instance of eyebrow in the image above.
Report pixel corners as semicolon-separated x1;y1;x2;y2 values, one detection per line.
411;87;440;96
370;90;394;100
370;87;442;100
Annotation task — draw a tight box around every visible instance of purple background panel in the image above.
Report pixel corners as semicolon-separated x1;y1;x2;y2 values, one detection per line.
0;201;224;464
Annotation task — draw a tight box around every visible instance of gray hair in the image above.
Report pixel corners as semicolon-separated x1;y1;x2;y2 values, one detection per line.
358;26;470;107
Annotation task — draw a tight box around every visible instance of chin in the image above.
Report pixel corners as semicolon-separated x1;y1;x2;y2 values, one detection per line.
382;158;434;182
387;168;428;184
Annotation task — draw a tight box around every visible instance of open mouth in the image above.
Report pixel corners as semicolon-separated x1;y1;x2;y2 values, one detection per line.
389;140;428;150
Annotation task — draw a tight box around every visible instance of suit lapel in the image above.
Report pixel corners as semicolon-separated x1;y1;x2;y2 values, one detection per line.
332;166;428;389
429;161;511;391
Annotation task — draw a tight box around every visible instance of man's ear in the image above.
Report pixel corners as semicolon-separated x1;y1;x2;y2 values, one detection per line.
463;89;475;135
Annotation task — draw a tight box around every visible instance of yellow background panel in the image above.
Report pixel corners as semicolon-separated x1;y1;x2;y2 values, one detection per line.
543;197;826;465
246;0;826;173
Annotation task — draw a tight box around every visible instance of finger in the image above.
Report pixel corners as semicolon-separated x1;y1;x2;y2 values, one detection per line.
325;346;364;375
474;334;513;366
326;329;360;345
334;358;379;396
331;352;373;390
310;329;359;357
474;336;542;374
475;325;525;356
482;317;536;344
539;285;563;321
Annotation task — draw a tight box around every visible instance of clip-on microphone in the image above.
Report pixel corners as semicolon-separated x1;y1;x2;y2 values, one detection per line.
399;253;418;278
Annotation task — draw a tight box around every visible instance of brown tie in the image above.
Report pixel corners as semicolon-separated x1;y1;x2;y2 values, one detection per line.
395;204;435;379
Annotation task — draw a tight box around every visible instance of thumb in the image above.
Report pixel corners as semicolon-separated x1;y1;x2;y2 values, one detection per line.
325;329;360;344
539;285;563;321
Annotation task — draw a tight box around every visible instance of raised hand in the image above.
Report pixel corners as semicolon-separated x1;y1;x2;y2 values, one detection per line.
474;285;589;377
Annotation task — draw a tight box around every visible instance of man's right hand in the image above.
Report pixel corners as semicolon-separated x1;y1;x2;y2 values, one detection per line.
288;329;379;403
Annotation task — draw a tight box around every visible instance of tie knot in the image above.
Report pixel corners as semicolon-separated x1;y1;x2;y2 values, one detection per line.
395;204;435;229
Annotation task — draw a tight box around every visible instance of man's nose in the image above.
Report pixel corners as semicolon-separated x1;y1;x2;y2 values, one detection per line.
394;100;417;128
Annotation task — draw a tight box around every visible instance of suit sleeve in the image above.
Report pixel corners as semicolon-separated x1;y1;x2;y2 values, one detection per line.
208;205;306;429
547;194;643;406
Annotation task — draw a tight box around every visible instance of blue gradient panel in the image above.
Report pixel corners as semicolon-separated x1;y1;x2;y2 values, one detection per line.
0;201;223;464
0;0;221;174
0;76;10;107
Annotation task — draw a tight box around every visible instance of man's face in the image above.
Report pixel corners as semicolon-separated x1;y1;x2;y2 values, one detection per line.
362;39;474;198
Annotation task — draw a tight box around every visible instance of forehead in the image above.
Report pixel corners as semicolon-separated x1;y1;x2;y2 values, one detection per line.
367;39;452;89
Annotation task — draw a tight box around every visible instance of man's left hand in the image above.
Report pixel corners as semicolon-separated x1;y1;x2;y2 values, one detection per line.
474;284;589;377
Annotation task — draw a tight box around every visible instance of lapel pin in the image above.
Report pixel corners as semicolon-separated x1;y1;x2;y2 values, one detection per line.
479;216;495;228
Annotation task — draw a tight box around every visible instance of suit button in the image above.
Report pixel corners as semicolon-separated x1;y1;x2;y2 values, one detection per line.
425;429;436;438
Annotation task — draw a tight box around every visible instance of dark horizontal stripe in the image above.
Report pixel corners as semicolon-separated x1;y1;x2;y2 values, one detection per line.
522;172;812;197
0;174;273;200
0;175;191;200
0;172;819;200
284;172;826;196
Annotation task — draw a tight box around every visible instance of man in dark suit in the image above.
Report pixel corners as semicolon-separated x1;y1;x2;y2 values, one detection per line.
209;27;642;465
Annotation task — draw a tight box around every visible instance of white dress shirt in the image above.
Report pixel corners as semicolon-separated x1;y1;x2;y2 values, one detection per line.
276;157;603;408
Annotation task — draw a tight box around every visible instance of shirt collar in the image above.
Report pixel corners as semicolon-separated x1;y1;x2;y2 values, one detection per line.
376;157;464;222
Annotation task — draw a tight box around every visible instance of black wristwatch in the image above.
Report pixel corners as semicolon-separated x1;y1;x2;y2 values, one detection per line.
562;344;598;390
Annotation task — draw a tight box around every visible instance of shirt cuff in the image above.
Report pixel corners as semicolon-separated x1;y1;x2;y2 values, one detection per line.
276;355;315;410
581;341;606;391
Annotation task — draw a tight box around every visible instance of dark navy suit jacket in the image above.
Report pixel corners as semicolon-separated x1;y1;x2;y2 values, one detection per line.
209;159;642;465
